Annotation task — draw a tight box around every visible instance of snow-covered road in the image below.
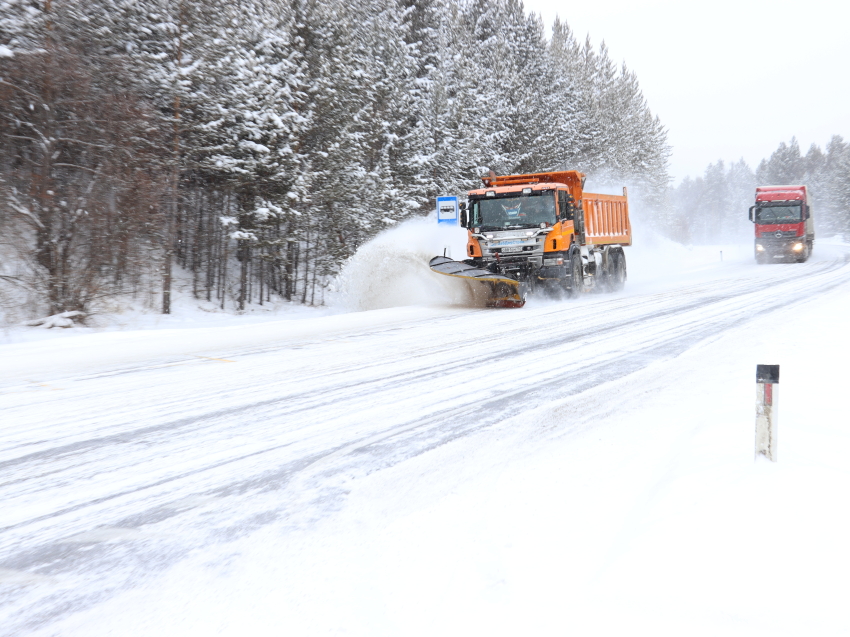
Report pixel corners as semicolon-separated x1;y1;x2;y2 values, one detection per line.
2;243;850;635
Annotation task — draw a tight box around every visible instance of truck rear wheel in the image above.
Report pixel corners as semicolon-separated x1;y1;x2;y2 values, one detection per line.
566;250;583;298
609;250;626;292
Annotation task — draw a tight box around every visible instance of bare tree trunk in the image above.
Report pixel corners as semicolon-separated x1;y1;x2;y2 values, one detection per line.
284;218;294;301
162;1;185;314
162;187;176;314
310;250;318;305
220;236;228;310
292;240;300;301
258;237;264;306
301;227;310;304
206;193;216;302
247;247;252;305
238;239;248;311
192;191;202;298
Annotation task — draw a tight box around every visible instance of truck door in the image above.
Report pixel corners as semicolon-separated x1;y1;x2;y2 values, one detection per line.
558;190;583;245
574;200;586;245
557;190;571;242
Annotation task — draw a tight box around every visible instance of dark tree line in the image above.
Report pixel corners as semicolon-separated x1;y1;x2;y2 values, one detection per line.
0;0;670;319
668;136;850;244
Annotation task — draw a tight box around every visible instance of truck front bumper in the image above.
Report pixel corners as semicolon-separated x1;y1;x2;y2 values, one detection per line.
755;238;806;258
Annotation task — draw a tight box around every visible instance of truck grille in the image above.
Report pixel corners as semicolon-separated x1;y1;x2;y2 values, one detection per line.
764;230;800;238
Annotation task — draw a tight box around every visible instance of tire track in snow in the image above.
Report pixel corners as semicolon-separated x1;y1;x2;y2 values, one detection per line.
1;254;849;633
2;258;846;542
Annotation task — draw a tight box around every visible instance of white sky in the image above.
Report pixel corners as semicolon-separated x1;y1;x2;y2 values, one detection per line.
523;0;850;182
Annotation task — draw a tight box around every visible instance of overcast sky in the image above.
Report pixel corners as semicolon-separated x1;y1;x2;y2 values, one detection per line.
523;0;850;183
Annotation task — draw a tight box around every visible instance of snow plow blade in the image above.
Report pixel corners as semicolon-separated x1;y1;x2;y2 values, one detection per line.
429;256;525;308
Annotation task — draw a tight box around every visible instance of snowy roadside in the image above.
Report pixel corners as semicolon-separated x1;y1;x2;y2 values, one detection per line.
0;216;467;346
7;216;836;348
0;236;786;384
0;286;341;346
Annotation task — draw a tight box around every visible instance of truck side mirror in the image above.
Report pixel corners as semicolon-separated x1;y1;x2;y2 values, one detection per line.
459;202;468;228
748;206;755;222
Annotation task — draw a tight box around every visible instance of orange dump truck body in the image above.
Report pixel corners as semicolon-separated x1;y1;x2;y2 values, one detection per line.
582;192;632;246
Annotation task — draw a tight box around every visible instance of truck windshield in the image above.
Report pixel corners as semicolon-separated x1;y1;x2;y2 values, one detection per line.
471;193;556;230
755;204;802;224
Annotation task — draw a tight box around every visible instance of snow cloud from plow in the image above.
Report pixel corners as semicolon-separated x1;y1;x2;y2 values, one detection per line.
333;218;476;311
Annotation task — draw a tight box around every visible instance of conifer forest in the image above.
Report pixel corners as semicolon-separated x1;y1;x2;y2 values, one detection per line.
0;0;847;318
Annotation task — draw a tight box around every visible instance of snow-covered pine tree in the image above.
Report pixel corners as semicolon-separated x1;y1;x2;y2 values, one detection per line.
547;20;670;205
411;0;500;198
196;6;311;309
691;161;727;244
0;0;166;315
726;158;756;242
802;144;831;232
284;0;404;299
103;0;242;312
545;18;582;170
823;136;850;236
1;0;677;313
353;0;423;225
756;137;805;186
670;175;705;243
569;35;607;174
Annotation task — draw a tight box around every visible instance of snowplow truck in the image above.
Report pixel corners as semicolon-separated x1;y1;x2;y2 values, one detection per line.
430;170;631;307
749;185;814;263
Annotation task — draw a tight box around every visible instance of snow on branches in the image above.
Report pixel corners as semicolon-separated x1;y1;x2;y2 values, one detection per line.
1;0;672;316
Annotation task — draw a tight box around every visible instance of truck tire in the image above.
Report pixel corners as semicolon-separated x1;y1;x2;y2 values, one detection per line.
567;250;583;298
609;250;626;292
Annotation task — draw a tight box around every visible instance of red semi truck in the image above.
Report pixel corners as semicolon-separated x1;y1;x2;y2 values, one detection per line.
749;185;814;263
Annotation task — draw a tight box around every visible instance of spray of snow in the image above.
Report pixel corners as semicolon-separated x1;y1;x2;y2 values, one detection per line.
333;217;475;311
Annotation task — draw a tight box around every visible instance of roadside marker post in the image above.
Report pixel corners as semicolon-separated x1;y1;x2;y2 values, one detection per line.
755;364;779;461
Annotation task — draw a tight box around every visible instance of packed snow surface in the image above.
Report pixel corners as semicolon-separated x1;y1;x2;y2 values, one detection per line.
2;229;850;636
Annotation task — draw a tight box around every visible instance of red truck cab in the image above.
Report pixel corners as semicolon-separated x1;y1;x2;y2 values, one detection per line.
749;185;814;263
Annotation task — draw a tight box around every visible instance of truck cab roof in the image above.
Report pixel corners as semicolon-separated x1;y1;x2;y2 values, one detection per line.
755;185;807;202
470;170;585;200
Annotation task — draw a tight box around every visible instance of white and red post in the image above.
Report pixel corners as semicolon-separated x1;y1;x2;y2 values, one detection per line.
755;364;779;461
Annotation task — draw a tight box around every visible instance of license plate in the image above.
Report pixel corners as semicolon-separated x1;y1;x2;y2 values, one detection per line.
501;246;522;253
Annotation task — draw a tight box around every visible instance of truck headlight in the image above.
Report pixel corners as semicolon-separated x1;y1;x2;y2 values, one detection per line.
756;244;764;251
792;243;804;251
543;257;564;266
